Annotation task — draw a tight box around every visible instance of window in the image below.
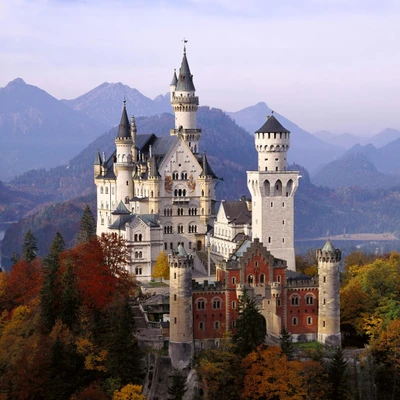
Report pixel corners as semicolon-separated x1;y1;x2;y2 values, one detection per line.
189;242;192;249
292;317;298;326
100;186;103;194
306;296;314;305
232;321;236;328
323;298;326;305
174;317;177;324
105;187;108;194
199;322;204;330
260;274;265;284
247;275;254;284
138;234;142;242
197;300;205;310
323;276;326;283
174;294;177;301
212;299;221;309
323;320;326;327
125;196;129;204
214;321;220;329
178;225;184;234
135;267;142;275
174;273;176;279
268;237;271;243
277;275;281;283
164;243;167;250
277;299;281;306
307;316;313;325
232;277;236;285
126;181;129;186
232;301;236;309
291;296;299;306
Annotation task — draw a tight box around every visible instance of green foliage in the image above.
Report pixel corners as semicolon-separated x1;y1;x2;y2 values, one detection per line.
168;371;187;400
279;327;294;360
22;229;38;263
60;261;80;330
233;292;266;356
327;347;352;400
75;204;96;244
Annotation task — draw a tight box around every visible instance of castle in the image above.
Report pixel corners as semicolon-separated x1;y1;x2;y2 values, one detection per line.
94;45;341;369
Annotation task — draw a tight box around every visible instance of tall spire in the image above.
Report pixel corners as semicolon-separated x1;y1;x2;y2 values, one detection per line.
116;99;131;139
170;69;178;86
176;44;195;92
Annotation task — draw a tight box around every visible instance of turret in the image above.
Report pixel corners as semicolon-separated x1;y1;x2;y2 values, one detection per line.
131;115;137;162
169;244;194;369
170;45;201;154
199;151;217;226
255;114;290;172
317;240;341;346
94;150;101;178
114;100;134;205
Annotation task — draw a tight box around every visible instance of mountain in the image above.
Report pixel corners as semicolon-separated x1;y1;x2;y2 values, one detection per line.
10;107;256;205
314;130;361;149
227;102;345;173
0;78;108;181
311;152;400;189
62;82;173;126
367;128;400;148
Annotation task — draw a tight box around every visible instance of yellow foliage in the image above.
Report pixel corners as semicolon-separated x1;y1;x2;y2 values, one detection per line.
152;251;169;280
304;265;318;277
113;384;145;400
362;314;383;341
76;336;108;372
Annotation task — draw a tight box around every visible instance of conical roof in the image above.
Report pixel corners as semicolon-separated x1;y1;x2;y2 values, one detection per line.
200;152;217;178
255;115;290;134
176;50;195;92
148;156;160;178
94;150;102;165
322;239;336;253
112;200;130;215
170;69;178;86
177;243;187;257
116;101;131;139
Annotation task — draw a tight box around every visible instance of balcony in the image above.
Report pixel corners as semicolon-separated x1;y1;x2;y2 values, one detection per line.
173;197;190;203
171;96;199;105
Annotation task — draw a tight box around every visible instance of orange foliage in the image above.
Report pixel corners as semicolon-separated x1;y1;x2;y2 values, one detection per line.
242;346;306;400
374;319;400;365
6;258;43;308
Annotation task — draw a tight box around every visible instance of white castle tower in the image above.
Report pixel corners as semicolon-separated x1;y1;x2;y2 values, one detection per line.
169;45;201;154
317;240;341;346
115;100;134;205
247;115;300;270
168;244;194;369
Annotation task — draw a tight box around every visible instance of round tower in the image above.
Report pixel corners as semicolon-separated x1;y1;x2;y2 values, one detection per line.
317;240;341;346
169;244;194;370
115;100;134;205
170;45;201;154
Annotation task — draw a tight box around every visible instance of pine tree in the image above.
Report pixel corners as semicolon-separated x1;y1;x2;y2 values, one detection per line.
60;262;80;330
11;251;20;266
279;326;294;360
41;232;65;330
75;204;96;245
168;371;187;400
233;291;266;355
152;251;169;281
22;229;38;263
328;346;352;400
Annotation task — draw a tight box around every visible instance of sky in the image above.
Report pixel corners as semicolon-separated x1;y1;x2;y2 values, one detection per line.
0;0;399;135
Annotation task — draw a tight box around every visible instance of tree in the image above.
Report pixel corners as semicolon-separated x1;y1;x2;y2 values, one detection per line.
22;229;38;263
76;204;96;245
152;251;169;281
327;347;352;400
242;346;306;400
59;260;80;330
279;327;294;360
41;232;65;330
168;371;187;400
113;384;145;400
233;291;266;355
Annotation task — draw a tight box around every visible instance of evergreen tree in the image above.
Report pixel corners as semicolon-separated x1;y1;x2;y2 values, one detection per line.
168;371;187;400
41;232;65;330
328;346;352;400
60;262;80;330
11;251;20;266
22;229;38;263
279;326;294;360
75;205;96;245
233;291;266;355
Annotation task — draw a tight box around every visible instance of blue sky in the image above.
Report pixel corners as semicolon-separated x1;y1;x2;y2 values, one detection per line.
1;0;399;135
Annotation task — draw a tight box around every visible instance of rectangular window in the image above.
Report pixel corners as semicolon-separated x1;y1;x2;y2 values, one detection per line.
126;181;129;186
174;317;177;324
174;294;177;301
232;277;236;285
323;321;326;327
232;301;236;309
306;296;314;305
291;297;299;306
189;242;192;249
277;299;281;306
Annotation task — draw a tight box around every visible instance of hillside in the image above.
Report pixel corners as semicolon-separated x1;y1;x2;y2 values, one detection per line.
227;102;345;172
311;152;400;189
62;82;172;126
0;78;108;181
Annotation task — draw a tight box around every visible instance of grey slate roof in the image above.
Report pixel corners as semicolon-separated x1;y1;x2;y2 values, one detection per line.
176;51;196;92
199;152;217;179
116;102;131;139
222;200;251;225
112;200;130;215
108;214;133;230
170;69;178;86
177;243;187;257
94;151;101;165
108;213;160;231
255;115;290;134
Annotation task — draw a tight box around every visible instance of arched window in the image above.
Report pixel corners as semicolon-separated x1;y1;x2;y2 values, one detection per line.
307;316;313;325
290;295;299;306
306;294;314;305
292;317;298;326
138;234;142;242
263;180;270;196
286;179;293;197
199;322;204;330
212;298;222;309
139;251;142;258
183;189;186;196
275;179;282;196
105;187;108;194
135;251;138;259
100;186;104;194
134;234;138;241
247;275;254;284
214;321;220;330
178;224;184;234
178;189;182;196
260;274;265;284
197;299;205;310
174;189;178;196
125;196;129;204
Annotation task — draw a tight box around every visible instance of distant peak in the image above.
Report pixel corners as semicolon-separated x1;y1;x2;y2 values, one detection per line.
6;78;26;87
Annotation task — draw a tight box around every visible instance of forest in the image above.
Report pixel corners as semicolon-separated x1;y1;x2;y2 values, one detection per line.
0;207;400;399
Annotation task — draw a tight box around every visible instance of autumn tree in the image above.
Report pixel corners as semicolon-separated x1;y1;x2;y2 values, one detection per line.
113;384;145;400
152;251;169;281
242;346;306;400
22;229;38;263
233;291;266;355
76;204;96;244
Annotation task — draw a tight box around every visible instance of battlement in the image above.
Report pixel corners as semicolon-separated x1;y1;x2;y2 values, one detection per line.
192;280;225;291
286;277;319;288
316;249;342;263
